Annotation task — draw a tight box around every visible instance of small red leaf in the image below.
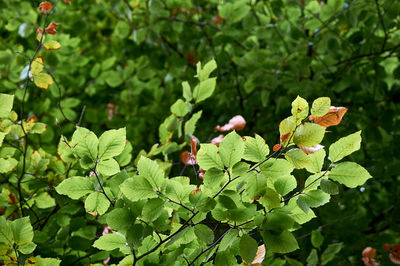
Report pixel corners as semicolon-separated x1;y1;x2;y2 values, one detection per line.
216;115;246;132
280;132;291;143
211;134;224;147
198;168;206;179
181;151;197;165
273;144;281;152
39;1;52;14
190;137;198;156
213;14;223;25
45;22;59;35
384;244;391;252
64;0;71;3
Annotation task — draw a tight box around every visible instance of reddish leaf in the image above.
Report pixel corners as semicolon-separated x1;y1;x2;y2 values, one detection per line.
191;186;202;195
102;225;112;235
181;151;197;165
190;136;198;156
273;144;281;152
211;134;224;147
390;254;400;265
215;115;246;132
362;247;379;266
298;144;324;154
384;244;391;252
64;0;71;3
45;22;59;35
186;52;198;66
39;1;52;14
213;14;223;26
198;168;206;179
88;211;97;217
107;103;116;120
309;106;348;127
280;132;291;143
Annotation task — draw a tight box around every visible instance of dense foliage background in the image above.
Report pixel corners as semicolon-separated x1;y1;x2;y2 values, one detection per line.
1;0;400;265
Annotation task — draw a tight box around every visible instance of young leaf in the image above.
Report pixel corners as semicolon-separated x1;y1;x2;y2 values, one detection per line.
71;127;99;160
33;73;54;90
182;81;192;101
184;110;202;136
43;40;61;50
291;96;309;123
55;176;94;200
198;59;217;81
239;234;258;263
197;144;223;170
98;127;126;160
137;156;165;190
293;123;326;147
120;176;158;202
0;93;14;118
311;97;331;117
307;249;319;266
84;192;110;215
243;134;269;162
97;158;120;176
219;131;244;168
193;78;217;103
170;99;189;117
321;243;343;265
328;162;372;188
329;131;361;162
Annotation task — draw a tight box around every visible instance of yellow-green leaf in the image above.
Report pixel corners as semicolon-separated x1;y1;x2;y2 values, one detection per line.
43;40;61;50
31;57;44;76
33;73;53;89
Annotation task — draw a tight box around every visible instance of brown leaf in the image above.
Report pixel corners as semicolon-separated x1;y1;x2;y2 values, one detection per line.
309;106;348;127
298;144;324;154
211;134;224;147
39;1;52;14
45;22;59;35
250;245;265;265
216;115;246;132
273;144;281;152
190;137;198;156
181;151;197;165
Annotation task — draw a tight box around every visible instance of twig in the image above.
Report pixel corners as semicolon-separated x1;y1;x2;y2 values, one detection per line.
92;165;115;207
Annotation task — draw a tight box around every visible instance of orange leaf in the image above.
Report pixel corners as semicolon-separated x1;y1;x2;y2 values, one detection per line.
190;137;198;156
280;132;291;143
181;151;197;165
309;106;348;127
216;115;246;132
39;1;52;14
273;144;281;152
45;22;59;35
211;134;224;147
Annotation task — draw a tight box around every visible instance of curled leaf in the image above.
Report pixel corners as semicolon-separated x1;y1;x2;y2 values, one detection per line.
43;40;61;50
273;144;281;152
181;151;197;165
39;1;52;14
198;168;206;179
250;245;265;265
309;106;348;127
362;247;379;266
191;136;198;156
45;22;59;35
298;144;324;154
211;134;224;147
215;115;246;132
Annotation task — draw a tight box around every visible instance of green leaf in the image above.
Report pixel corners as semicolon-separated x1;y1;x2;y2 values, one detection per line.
71;127;99;160
219;131;244;168
194;224;214;244
291;96;309;123
0;217;13;245
321;243;343;265
328;162;372;188
35;192;56;209
0;132;5;147
260;159;294;180
0;93;14;118
18;242;36;254
106;208;132;232
182;81;192;101
329;131;361;162
273;175;297;196
120;176;158;202
320;179;339;195
262;230;299;253
197;144;223;170
219;229;239;251
0;158;18;173
55;176;94;200
303;190;330;208
198;59;217;81
311;230;324;248
243;134;269;162
193;78;217;103
259;187;281;209
293;123;326;147
93;233;127;251
297;195;310;214
98;127;126;159
218;195;237;209
307;249;319;266
285;149;312;169
11;217;33;246
184;110;202;136
170;99;189;117
84;192;110;215
97;158;120;176
105;70;123;87
285;256;304;266
311;97;331;117
264;211;294;232
305;149;326;173
142;198;164;222
137;156;165;190
239;234;258;263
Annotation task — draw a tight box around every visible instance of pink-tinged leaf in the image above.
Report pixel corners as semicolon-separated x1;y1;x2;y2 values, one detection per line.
298;144;324;154
39;1;52;14
198;168;206;179
211;134;224;147
250;245;265;265
191;137;198;156
45;22;59;35
309;106;348;127
216;115;246;132
181;151;197;165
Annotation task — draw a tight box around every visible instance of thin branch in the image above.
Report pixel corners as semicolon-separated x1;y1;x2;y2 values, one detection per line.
374;0;388;51
92;166;115;207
